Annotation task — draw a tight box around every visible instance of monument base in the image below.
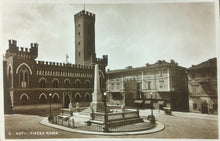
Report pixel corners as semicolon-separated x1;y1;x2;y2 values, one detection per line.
90;102;105;112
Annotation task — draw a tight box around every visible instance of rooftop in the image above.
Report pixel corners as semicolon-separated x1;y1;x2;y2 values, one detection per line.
107;59;185;74
188;57;217;70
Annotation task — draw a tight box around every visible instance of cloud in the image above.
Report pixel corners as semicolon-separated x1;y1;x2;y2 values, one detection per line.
1;3;216;69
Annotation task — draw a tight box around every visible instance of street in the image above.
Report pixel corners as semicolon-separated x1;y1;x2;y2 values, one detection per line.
4;110;218;139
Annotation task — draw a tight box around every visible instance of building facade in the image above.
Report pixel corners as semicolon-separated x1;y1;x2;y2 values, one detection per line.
106;60;189;111
187;58;217;114
3;10;108;113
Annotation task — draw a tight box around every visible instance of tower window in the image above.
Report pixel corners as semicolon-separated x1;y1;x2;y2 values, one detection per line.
79;52;80;56
78;32;80;36
78;24;80;27
78;42;80;45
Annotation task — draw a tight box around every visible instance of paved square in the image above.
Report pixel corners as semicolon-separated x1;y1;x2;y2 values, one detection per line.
4;110;218;139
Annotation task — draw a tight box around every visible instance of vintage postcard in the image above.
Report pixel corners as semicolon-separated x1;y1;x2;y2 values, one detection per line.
0;0;219;140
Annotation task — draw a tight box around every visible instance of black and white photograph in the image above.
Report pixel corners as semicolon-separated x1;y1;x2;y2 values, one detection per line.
0;0;219;140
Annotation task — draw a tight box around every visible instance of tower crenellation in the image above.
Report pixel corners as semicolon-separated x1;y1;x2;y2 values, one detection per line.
74;10;95;18
30;43;38;58
74;10;108;67
8;39;18;53
74;10;96;66
7;39;38;59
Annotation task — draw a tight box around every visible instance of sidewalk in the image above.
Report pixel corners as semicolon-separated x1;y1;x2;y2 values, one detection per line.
40;117;165;135
139;109;218;121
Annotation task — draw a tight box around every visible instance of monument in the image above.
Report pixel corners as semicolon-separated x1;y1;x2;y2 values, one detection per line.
50;65;156;133
90;64;105;112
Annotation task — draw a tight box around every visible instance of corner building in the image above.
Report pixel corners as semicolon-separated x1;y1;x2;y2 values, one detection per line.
187;58;217;114
3;10;108;113
106;60;189;111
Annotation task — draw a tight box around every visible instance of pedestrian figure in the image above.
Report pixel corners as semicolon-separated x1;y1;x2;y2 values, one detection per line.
76;102;79;112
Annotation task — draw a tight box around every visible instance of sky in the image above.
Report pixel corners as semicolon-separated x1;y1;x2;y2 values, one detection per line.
1;2;217;70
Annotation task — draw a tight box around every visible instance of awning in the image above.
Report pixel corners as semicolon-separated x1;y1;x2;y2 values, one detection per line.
144;100;151;104
158;101;165;105
134;100;143;104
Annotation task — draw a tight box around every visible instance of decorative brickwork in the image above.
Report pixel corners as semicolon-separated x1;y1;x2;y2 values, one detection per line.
3;10;108;112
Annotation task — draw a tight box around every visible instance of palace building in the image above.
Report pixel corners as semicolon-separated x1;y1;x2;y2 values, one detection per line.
187;58;217;114
106;60;189;111
3;10;108;113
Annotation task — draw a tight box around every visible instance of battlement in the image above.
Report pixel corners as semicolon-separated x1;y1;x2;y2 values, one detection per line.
9;39;17;47
31;43;38;48
30;43;38;57
96;55;108;66
7;39;38;59
8;39;18;53
35;60;94;70
74;10;95;18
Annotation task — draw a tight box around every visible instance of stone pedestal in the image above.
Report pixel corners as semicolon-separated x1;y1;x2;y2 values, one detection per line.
90;64;104;112
90;102;105;112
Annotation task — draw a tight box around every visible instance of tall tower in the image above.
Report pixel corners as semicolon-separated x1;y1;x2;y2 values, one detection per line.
74;10;96;65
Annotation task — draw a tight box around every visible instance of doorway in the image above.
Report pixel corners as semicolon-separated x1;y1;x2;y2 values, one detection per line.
64;95;70;108
201;103;208;114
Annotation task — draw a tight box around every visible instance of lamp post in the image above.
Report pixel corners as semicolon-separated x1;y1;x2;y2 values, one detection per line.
49;93;52;116
150;92;153;116
149;92;155;124
103;92;109;132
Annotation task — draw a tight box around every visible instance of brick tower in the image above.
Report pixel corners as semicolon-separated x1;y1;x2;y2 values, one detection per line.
74;10;96;65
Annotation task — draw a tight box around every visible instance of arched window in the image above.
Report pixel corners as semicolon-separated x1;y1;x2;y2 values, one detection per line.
39;93;47;104
52;78;59;88
39;78;46;88
64;95;70;108
20;94;29;105
75;93;81;102
64;79;70;88
84;80;91;88
24;71;28;81
85;93;91;102
19;67;29;88
53;94;59;103
8;66;12;88
75;79;81;88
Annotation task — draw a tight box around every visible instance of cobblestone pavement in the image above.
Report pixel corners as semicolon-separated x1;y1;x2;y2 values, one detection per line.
4;109;218;139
